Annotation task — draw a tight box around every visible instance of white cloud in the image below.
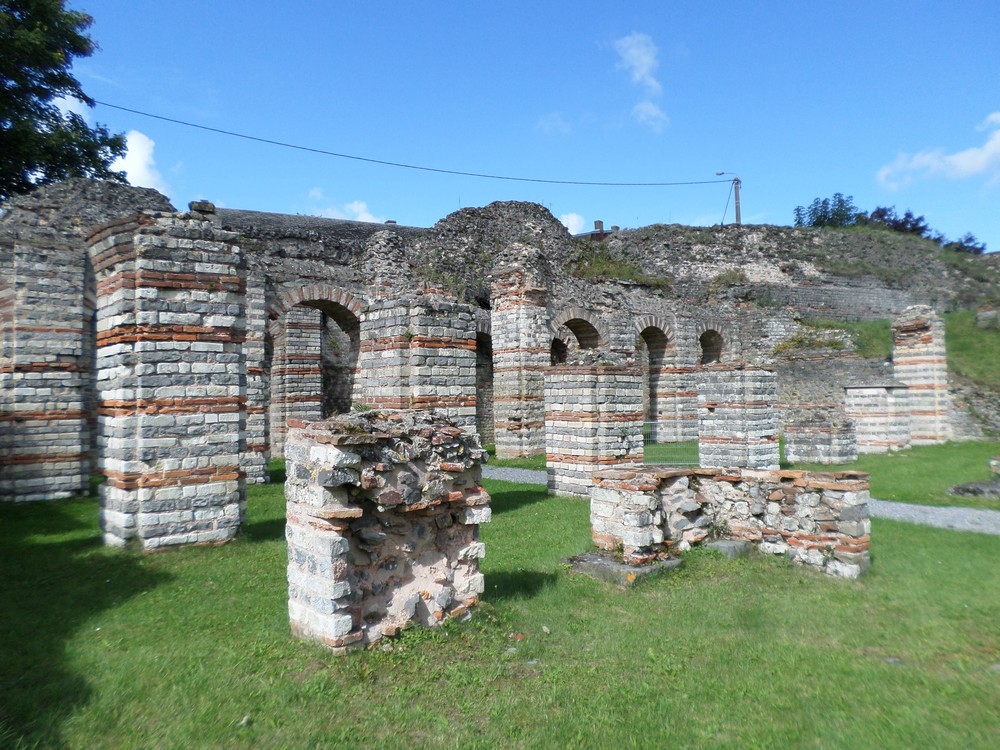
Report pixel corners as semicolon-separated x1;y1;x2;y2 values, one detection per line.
878;112;1000;189
308;186;325;200
111;130;171;196
536;112;572;136
559;213;586;235
632;101;670;134
613;32;662;96
314;200;386;223
55;96;91;122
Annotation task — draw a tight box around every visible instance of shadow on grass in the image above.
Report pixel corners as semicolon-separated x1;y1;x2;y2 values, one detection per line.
241;515;286;542
483;483;549;515
484;569;559;601
0;500;170;748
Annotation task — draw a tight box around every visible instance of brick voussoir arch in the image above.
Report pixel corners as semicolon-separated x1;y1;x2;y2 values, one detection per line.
266;285;366;344
549;306;610;350
633;314;676;345
694;319;729;363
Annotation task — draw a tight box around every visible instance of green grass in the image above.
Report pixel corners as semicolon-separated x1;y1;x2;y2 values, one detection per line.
946;310;1000;391
801;317;894;360
2;473;999;748
483;444;547;471
790;440;1000;511
643;439;700;466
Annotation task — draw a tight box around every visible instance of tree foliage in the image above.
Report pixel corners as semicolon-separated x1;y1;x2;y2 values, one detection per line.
0;0;126;200
792;193;862;228
794;193;987;254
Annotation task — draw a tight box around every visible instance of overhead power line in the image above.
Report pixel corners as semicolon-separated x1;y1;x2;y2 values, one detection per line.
94;100;731;189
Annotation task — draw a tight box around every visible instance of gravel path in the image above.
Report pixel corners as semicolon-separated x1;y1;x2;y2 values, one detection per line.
482;466;1000;536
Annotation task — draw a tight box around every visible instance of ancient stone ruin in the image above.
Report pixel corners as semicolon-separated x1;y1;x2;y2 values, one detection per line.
2;178;988;644
284;411;490;652
591;467;871;579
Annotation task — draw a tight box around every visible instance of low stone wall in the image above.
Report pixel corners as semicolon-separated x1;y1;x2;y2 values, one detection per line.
591;466;871;579
284;410;491;654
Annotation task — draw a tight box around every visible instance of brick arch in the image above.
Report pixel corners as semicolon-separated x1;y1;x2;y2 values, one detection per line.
267;285;366;344
633;314;676;347
474;313;491;337
694;319;729;364
549;307;609;350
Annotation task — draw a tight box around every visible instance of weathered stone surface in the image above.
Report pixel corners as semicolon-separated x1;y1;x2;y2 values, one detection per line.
285;410;490;653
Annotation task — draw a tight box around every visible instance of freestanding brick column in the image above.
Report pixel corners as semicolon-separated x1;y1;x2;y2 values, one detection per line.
358;292;477;430
490;265;549;457
544;354;644;497
284;411;491;654
243;271;269;483
844;381;911;454
892;306;951;445
273;305;323;453
653;367;699;442
783;415;857;464
88;212;246;549
0;228;90;501
697;366;779;469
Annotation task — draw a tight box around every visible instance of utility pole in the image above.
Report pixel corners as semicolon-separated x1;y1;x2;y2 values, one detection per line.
716;172;742;226
733;176;741;226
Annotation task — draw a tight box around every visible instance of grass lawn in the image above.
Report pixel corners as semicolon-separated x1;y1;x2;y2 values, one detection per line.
790;440;1000;511
3;466;1000;748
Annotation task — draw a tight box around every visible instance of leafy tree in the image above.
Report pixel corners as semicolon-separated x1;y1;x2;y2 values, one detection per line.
0;0;126;200
793;193;862;228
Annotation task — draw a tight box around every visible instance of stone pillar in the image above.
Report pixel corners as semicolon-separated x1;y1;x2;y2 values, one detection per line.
490;266;549;457
697;366;779;469
284;411;490;654
783;414;857;464
653;367;699;442
0;228;90;501
88;212;246;549
544;355;643;497
358;293;477;430
892;306;951;445
243;272;269;483
844;382;911;454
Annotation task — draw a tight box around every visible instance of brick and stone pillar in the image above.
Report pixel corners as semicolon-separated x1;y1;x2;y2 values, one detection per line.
243;272;269;483
844;382;910;454
697;366;779;469
544;354;644;497
358;293;477;430
490;266;549;457
0;228;90;501
270;305;323;457
653;367;699;442
783;415;857;464
892;306;951;445
88;212;246;549
284;410;490;654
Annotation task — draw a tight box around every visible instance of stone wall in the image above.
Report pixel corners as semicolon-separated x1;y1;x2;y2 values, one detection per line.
697;366;779;469
844;382;911;454
591;466;871;579
284;411;490;653
544;355;643;496
88;213;246;549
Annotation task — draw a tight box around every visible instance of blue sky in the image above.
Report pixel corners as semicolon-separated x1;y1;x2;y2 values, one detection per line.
71;1;999;249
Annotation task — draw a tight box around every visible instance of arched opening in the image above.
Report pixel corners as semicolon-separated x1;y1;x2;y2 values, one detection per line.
563;318;601;350
639;326;669;423
699;329;723;364
550;337;568;365
314;302;361;417
475;332;495;445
